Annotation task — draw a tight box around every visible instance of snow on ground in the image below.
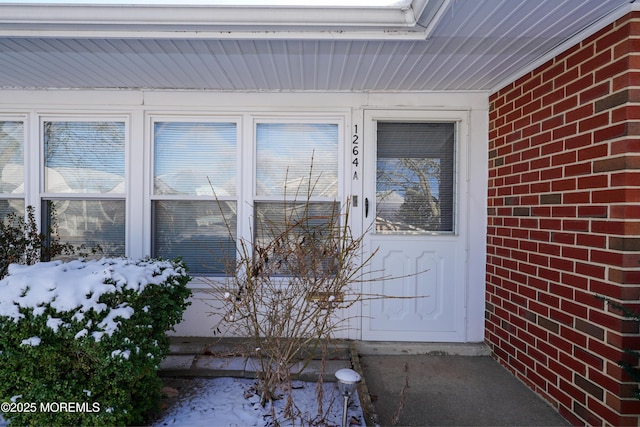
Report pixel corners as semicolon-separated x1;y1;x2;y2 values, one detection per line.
0;377;364;427
153;377;365;427
0;258;364;427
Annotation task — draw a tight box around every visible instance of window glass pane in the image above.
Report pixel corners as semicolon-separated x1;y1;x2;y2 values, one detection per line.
154;122;237;196
44;121;125;194
0;121;24;195
254;201;340;275
376;122;455;233
0;199;24;221
153;200;237;275
44;199;125;256
256;123;338;197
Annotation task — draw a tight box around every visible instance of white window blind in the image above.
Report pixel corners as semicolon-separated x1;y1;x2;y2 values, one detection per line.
152;121;237;275
0;121;24;219
256;123;338;198
254;122;339;275
376;122;455;233
43;121;126;256
43;199;125;255
44;121;125;194
154;122;237;196
153;200;236;275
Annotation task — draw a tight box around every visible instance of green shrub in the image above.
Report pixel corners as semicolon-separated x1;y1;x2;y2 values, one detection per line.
0;257;191;426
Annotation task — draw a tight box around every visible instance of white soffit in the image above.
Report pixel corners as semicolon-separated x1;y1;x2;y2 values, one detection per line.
0;0;633;91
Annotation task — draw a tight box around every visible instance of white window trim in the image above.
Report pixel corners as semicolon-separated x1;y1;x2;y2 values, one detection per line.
363;108;470;238
145;114;243;262
37;114;130;256
145;111;347;282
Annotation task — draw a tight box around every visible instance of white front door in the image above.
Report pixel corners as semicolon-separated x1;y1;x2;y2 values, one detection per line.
360;110;468;342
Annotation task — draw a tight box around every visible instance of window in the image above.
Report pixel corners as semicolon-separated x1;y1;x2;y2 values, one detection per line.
152;121;237;275
376;122;455;233
0;120;24;219
42;120;126;255
150;117;341;277
254;122;340;274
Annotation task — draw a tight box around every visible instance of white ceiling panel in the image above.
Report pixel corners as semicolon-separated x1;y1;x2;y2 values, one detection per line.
0;0;632;92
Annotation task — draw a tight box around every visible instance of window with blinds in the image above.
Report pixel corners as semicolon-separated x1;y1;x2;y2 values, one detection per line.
42;121;126;255
0;120;24;219
254;122;339;275
376;122;455;233
152;121;237;275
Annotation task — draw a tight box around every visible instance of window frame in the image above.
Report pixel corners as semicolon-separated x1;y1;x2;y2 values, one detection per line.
250;116;345;278
375;120;456;234
148;115;242;276
38;114;129;256
364;109;465;237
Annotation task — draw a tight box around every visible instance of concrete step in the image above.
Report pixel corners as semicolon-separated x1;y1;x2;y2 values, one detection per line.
160;337;353;382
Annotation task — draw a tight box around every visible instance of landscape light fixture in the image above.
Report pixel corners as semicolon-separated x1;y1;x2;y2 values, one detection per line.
335;368;361;427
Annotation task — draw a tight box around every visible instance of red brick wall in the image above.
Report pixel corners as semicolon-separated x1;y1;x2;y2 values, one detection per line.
486;12;640;426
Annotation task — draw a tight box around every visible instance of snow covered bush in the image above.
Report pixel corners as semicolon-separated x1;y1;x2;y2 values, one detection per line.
0;257;191;426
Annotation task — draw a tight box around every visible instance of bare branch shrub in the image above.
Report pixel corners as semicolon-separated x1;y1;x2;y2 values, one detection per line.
214;198;371;407
204;166;375;416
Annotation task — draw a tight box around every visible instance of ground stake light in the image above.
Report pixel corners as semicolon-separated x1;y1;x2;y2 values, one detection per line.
335;368;361;427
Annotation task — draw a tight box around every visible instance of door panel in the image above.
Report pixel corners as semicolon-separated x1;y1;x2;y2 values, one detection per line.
361;110;467;342
364;236;463;340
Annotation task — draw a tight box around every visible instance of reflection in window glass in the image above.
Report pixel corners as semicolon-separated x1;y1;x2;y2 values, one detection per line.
0;121;24;221
376;122;455;233
254;122;340;277
256;123;338;198
152;121;238;275
44;121;125;194
154;122;237;196
43;120;126;255
0;200;24;221
0;121;24;194
43;199;125;256
153;200;236;275
254;202;340;276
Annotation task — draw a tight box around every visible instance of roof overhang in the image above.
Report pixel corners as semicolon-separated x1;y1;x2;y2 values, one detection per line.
0;0;633;92
0;0;449;40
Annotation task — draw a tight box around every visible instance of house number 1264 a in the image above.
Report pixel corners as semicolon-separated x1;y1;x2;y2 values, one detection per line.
352;124;359;180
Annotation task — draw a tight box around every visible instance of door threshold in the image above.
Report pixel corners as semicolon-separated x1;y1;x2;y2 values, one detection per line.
353;341;490;356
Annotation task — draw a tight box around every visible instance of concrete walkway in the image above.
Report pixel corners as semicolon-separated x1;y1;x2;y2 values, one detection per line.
161;338;569;426
161;337;352;383
355;342;569;426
